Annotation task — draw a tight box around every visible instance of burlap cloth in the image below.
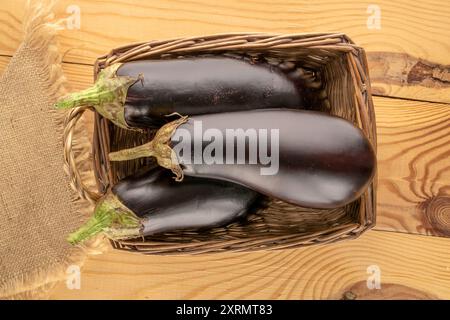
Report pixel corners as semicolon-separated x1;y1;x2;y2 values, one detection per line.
0;1;99;299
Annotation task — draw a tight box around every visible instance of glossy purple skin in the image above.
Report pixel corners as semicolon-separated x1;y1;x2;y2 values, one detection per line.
170;109;376;209
116;57;305;128
113;168;258;235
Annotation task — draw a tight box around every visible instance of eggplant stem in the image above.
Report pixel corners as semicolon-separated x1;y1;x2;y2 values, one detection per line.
109;115;189;181
54;63;140;130
103;226;142;241
108;141;156;161
67;193;140;245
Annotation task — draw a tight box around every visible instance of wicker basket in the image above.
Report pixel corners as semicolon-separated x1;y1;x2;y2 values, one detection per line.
65;32;377;255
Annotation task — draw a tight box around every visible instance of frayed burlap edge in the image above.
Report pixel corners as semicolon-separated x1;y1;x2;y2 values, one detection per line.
0;0;107;299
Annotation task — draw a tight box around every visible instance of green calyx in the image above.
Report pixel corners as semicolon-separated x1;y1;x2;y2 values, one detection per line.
54;63;142;130
67;193;141;245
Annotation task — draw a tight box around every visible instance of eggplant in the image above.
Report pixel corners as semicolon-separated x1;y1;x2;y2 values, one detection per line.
67;167;258;245
109;109;376;209
54;57;305;129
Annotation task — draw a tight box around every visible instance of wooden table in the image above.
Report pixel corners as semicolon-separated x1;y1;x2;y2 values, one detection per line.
1;0;449;299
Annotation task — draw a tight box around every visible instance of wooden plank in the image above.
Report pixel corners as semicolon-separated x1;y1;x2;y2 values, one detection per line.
0;0;449;103
48;230;450;299
376;97;450;236
368;52;450;104
1;57;448;237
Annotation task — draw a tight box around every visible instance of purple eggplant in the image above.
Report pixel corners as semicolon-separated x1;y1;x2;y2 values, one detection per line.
67;167;258;245
55;57;305;129
109;109;376;209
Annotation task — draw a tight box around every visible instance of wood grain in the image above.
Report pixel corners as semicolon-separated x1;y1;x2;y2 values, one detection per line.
367;52;450;104
48;231;450;299
376;97;450;236
342;281;439;300
1;0;449;102
2;56;449;237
